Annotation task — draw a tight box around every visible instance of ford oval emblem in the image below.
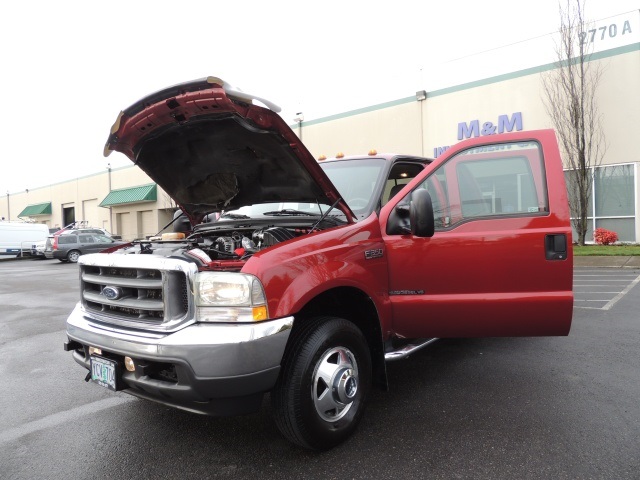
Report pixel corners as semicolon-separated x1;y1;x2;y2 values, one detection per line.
102;286;123;300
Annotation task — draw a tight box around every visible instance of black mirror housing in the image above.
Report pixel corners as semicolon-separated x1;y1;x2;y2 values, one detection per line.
410;189;435;237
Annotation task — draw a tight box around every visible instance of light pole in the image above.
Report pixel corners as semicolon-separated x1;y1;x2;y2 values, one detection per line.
294;112;304;141
107;163;113;233
416;90;427;157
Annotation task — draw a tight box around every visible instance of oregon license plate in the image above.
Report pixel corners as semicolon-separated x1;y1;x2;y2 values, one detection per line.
90;355;118;391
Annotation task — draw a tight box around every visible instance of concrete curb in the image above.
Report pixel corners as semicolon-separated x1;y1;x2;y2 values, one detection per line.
574;256;640;268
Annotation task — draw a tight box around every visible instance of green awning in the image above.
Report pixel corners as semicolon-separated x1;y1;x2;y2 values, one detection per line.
99;184;157;207
18;202;52;217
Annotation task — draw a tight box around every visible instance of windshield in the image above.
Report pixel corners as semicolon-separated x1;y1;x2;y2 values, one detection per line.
222;158;386;220
225;201;333;217
319;158;386;216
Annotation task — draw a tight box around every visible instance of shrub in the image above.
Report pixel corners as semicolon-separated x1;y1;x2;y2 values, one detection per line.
593;228;618;245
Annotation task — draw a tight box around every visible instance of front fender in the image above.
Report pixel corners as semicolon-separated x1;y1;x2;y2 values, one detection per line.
243;215;393;335
279;259;387;318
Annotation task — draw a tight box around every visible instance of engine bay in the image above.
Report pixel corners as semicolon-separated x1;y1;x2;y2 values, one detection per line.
197;225;304;259
125;215;345;266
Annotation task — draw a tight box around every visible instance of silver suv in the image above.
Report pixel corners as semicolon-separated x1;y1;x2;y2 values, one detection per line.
46;233;125;263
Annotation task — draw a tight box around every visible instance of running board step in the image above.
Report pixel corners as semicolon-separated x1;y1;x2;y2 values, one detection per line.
384;338;439;362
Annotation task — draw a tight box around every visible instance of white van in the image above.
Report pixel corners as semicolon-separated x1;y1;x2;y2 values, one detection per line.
0;222;49;257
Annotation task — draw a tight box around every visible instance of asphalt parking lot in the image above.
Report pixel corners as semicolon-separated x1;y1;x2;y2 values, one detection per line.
1;258;639;479
574;267;640;310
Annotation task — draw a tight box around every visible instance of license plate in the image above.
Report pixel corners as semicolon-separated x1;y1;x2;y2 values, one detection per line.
90;355;119;391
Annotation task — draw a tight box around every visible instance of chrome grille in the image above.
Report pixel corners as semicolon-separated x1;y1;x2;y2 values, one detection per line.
80;264;188;325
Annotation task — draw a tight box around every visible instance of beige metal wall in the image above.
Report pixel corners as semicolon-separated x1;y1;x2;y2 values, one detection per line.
301;101;424;158
1;165;176;239
1;43;637;242
297;46;640;241
299;48;639;169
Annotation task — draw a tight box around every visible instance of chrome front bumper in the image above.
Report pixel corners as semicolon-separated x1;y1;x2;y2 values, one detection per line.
66;303;293;415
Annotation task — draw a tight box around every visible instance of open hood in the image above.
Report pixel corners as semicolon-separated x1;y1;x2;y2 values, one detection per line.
105;77;354;224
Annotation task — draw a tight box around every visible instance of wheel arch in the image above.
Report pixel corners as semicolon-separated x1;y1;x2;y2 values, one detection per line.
291;287;388;391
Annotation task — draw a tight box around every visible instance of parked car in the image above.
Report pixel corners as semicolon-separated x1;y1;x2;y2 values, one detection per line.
43;227;123;260
31;240;47;258
59;227;119;239
47;232;126;263
52;221;122;239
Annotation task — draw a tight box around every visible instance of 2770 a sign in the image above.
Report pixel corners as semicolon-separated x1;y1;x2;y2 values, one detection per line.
580;20;633;44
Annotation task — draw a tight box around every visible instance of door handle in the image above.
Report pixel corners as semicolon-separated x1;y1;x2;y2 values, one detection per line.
545;234;567;261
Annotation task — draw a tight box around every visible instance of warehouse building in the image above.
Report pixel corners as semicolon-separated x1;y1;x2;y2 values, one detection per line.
2;11;638;242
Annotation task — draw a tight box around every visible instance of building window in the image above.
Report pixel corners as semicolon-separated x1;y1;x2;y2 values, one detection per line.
565;163;636;243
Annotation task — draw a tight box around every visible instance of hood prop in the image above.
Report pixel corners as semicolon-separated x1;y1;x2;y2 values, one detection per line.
310;198;343;233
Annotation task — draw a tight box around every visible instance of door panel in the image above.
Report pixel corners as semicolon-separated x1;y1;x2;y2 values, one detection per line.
139;210;154;240
117;212;133;242
380;130;573;338
78;234;100;254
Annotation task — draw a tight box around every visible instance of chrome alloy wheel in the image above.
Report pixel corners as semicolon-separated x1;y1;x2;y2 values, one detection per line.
312;346;359;422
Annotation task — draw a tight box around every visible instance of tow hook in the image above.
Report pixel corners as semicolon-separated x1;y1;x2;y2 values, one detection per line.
63;340;82;352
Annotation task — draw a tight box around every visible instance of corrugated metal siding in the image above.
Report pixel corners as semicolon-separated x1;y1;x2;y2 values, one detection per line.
18;202;52;216
99;184;157;207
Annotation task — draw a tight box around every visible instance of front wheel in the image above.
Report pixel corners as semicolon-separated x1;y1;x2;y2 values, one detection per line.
272;316;371;450
66;250;81;263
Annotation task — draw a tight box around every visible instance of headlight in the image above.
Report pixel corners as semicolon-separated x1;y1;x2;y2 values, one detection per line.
194;272;269;323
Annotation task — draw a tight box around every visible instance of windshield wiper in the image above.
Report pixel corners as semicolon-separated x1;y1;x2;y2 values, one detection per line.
262;209;320;216
219;213;250;219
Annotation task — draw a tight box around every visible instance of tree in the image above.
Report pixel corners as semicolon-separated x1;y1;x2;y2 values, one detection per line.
541;0;607;245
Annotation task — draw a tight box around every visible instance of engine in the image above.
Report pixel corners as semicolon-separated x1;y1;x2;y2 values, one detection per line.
123;215;344;265
210;226;297;257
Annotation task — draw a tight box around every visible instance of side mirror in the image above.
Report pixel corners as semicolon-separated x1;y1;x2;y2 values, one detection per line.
410;189;435;237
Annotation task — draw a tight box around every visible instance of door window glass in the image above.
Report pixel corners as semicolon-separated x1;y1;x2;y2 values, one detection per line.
79;234;94;243
94;234;113;243
58;235;78;245
418;142;548;230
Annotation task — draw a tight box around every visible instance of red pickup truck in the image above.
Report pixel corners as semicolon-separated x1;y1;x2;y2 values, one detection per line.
64;77;573;450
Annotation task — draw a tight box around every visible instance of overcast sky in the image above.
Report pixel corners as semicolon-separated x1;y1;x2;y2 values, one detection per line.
1;0;637;197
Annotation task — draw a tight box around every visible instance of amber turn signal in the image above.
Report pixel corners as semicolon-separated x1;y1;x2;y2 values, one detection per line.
252;306;268;321
124;357;136;372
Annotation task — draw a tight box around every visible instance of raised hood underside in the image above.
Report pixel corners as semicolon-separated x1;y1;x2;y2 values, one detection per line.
104;77;353;224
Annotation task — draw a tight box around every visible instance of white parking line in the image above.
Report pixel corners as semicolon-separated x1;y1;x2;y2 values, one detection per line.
574;275;638;277
0;396;134;444
601;274;640;310
575;300;612;303
574;272;640;310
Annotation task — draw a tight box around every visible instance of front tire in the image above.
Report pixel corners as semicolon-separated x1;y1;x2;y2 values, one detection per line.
272;316;371;450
